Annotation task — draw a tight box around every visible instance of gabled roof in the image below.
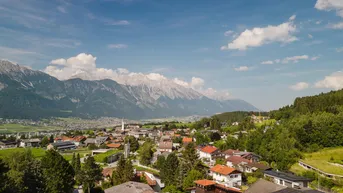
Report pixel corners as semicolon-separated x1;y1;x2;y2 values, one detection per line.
107;143;121;148
210;164;237;175
194;179;216;186
104;181;154;193
200;145;218;154
264;170;311;182
223;149;241;156
226;156;251;165
182;137;192;143
159;141;172;149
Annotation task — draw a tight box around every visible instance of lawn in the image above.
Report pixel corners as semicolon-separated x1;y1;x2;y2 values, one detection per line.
0;148;46;158
289;162;307;175
134;165;160;176
300;147;343;176
0;124;62;134
93;149;122;163
60;148;91;161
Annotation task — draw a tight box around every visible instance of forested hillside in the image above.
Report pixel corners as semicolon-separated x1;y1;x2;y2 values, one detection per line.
213;111;268;123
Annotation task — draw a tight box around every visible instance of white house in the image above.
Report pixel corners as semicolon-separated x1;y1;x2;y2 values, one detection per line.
20;138;41;147
197;145;220;164
263;170;311;189
210;164;242;188
159;141;172;153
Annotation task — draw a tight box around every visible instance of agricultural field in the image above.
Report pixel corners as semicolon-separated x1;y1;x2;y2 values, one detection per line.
0;124;62;134
298;147;343;176
93;149;122;163
0;148;46;158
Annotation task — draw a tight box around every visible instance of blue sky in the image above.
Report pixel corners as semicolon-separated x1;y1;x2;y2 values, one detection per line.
0;0;343;110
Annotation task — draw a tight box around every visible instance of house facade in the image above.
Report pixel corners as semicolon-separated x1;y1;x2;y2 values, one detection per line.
198;146;220;164
210;164;242;188
263;170;311;189
20;138;41;147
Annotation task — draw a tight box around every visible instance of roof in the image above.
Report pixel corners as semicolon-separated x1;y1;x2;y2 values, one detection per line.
51;141;75;147
73;136;86;142
226;156;251;165
107;143;121;148
144;172;157;186
223;149;240;156
102;168;114;177
104;181;154;193
194;179;216;186
210;164;237;175
182;137;192;143
159;141;172;149
264;170;311;182
22;138;41;143
200;145;218;154
214;183;242;193
245;179;285;193
84;138;96;144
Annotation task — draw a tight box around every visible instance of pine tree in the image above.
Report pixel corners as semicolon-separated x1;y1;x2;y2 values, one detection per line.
123;159;134;182
161;153;179;186
76;153;81;172
112;155;126;185
80;156;102;193
41;150;75;193
71;153;76;169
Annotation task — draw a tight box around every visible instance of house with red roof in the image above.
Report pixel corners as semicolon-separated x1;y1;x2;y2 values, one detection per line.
210;164;242;188
182;137;192;146
226;156;270;173
198;145;221;164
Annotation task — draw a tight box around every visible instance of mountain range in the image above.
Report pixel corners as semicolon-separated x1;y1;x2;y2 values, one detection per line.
0;60;258;120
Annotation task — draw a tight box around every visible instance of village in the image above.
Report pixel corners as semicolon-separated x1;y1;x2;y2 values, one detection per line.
0;117;322;193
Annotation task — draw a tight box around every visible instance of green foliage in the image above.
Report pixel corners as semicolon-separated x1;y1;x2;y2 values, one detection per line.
214;111;268;124
125;136;139;152
182;169;204;190
41;150;75;193
0;158;9;193
194;132;210;145
139;141;154;166
80;156;102;193
247;176;258;185
88;144;98;150
156;155;166;170
215;158;226;165
209;132;221;141
162;185;183;193
41;136;49;147
3;150;46;193
112;156;134;185
161;153;179;186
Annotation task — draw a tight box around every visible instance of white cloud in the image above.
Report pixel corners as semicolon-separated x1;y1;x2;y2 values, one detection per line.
308;34;313;39
234;66;249;71
221;16;297;50
261;60;274;65
316;20;322;24
289;82;309;91
44;53;231;100
282;55;309;63
57;6;66;13
311;56;320;60
315;0;343;17
329;22;343;29
336;47;343;52
106;20;130;25
50;58;67;65
289;14;296;21
108;44;128;49
224;30;234;36
315;71;343;90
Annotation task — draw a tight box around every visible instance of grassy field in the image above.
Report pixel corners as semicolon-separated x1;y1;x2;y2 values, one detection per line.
300;147;343;176
60;148;92;161
93;149;122;163
0;148;46;158
134;165;160;176
0;124;63;133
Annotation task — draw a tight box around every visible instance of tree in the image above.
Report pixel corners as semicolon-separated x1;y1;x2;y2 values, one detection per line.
88;144;98;150
161;153;179;186
41;136;49;147
162;185;183;193
49;135;54;143
112;155;133;185
80;156;102;193
0;158;9;193
71;153;76;169
4;150;46;193
125;136;139;152
156;155;166;170
215;158;226;165
182;169;204;190
20;134;26;139
75;153;82;185
210;116;221;130
209;132;221;141
194;132;210;145
139;141;153;166
41;150;75;193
